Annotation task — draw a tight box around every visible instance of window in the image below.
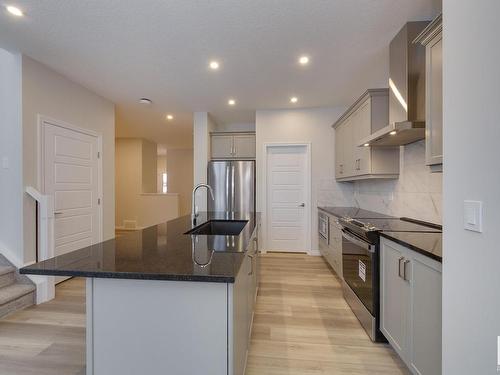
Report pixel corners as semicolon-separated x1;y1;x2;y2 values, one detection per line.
162;173;168;193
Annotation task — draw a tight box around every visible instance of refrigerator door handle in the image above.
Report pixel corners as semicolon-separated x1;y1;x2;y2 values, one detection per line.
225;165;230;210
231;165;235;212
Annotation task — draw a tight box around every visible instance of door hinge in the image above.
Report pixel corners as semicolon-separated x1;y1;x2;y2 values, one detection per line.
97;152;100;159
98;198;101;205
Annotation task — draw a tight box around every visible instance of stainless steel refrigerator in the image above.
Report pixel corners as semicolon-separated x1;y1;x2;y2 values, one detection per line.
207;160;255;213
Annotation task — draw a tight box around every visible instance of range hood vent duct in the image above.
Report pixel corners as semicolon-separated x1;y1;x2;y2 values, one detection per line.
359;21;429;147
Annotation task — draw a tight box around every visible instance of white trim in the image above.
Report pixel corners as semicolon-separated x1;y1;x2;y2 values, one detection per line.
262;142;312;255
86;278;94;375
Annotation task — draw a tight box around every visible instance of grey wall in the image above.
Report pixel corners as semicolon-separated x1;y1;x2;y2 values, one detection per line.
442;1;500;374
0;48;23;266
22;56;115;264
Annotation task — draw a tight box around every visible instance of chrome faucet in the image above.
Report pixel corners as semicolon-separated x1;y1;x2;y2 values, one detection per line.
191;183;214;223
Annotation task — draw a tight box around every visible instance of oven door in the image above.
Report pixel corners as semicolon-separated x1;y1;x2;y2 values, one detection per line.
341;229;376;315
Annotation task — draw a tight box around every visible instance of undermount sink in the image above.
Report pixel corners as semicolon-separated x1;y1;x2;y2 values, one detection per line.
184;220;248;236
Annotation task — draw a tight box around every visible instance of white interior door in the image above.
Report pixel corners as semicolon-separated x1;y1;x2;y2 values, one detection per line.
43;122;100;282
266;145;308;252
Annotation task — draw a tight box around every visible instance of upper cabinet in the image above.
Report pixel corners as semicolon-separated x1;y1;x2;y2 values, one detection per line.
211;132;256;159
416;14;443;172
334;89;400;181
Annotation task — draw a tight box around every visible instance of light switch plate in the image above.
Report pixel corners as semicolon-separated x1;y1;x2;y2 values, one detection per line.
464;200;483;232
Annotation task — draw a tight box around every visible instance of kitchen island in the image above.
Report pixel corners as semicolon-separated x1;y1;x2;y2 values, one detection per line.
21;212;260;375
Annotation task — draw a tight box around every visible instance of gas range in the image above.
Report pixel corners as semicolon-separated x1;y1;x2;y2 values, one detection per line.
338;216;442;243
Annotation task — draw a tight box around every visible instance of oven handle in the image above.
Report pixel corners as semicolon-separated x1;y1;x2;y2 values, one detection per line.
341;230;376;253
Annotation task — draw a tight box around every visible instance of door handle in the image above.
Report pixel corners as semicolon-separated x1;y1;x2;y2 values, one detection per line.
403;259;410;281
54;211;63;215
299;203;305;207
398;257;404;278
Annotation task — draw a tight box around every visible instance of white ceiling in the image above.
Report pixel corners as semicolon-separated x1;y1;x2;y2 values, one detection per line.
0;0;441;149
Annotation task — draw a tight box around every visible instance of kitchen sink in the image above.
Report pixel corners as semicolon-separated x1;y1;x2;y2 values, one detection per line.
184;220;248;236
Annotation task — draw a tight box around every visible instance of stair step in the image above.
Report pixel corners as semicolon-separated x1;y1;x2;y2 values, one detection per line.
0;265;15;276
0;265;16;288
0;283;36;319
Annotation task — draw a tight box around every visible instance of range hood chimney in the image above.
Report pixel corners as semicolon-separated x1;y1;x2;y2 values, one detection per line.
359;21;429;147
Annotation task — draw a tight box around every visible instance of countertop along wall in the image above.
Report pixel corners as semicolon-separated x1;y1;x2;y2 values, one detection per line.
22;56;115;264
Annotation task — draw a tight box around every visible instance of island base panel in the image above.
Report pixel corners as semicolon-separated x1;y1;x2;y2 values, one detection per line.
86;278;228;375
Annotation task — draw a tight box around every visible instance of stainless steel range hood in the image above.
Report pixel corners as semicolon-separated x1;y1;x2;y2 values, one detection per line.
359;21;429;147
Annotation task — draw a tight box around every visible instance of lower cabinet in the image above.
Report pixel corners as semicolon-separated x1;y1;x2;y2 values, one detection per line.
380;237;442;375
230;230;259;375
318;211;343;279
329;219;343;278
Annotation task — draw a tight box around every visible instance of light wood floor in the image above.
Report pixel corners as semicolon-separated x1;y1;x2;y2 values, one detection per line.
246;253;409;375
0;254;408;375
0;278;85;375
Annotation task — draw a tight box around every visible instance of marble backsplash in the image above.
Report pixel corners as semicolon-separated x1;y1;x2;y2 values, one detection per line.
318;140;442;224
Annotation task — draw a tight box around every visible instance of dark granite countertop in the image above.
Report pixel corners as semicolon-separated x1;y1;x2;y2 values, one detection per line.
380;231;442;262
318;206;395;219
20;212;260;283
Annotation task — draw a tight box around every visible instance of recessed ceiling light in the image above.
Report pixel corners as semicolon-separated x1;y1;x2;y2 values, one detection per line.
228;99;236;106
290;97;298;104
363;143;370;147
6;5;23;16
298;55;310;65
166;114;174;120
209;60;220;70
389;130;397;135
139;98;152;105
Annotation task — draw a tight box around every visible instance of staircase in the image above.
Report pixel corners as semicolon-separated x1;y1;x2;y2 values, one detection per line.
0;255;36;319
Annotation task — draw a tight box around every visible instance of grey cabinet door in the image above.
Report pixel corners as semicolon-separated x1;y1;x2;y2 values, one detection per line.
232;255;249;375
380;239;410;360
233;135;256;158
329;221;343;278
409;253;442;375
425;33;443;167
211;135;234;159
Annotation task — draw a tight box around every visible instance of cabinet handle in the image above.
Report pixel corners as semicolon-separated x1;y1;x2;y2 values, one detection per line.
403;259;410;281
248;254;254;275
398;257;404;278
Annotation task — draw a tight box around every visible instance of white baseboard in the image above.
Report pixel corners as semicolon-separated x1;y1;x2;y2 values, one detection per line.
308;249;322;256
27;275;55;304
